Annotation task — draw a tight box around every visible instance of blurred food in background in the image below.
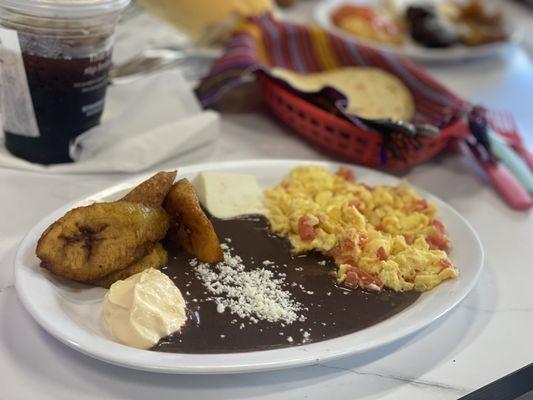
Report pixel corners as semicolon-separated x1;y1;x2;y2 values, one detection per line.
330;0;509;49
331;4;404;45
440;0;508;46
405;4;459;48
136;0;275;46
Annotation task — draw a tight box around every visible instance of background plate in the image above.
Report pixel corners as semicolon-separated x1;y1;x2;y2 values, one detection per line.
314;0;518;62
14;159;484;374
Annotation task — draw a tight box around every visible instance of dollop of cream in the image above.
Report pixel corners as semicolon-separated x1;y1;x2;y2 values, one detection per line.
103;268;186;349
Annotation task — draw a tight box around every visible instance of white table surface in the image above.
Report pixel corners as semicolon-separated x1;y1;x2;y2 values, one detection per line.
1;2;532;399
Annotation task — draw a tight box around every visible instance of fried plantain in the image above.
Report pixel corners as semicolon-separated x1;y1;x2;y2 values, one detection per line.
89;243;168;288
164;179;223;263
121;171;177;207
36;202;169;282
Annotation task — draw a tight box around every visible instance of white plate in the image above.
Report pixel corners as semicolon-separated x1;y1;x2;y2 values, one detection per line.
314;0;519;62
15;159;484;374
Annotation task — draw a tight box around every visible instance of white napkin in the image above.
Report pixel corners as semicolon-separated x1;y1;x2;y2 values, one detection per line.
0;69;219;173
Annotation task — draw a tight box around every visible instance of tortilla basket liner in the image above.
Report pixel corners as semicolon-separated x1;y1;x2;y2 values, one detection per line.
196;14;472;169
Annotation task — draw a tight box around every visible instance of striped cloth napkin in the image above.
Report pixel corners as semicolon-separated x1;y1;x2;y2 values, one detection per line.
196;13;467;129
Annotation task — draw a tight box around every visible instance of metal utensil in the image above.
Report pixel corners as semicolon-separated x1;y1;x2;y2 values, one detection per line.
360;118;417;137
109;47;219;82
359;117;440;138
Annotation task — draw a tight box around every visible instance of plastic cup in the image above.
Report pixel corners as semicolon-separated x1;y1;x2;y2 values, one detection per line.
0;0;130;164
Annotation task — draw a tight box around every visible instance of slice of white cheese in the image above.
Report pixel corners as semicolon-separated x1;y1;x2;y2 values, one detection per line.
192;172;268;219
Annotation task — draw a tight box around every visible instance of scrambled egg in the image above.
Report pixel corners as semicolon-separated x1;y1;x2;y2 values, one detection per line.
265;166;458;292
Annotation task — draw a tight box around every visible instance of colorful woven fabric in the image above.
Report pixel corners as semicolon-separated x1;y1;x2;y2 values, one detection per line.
197;13;466;122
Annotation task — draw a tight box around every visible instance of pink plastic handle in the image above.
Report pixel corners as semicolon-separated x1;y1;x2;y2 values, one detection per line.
482;162;533;210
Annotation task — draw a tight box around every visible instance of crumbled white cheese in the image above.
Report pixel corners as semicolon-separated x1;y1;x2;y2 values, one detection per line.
193;248;304;324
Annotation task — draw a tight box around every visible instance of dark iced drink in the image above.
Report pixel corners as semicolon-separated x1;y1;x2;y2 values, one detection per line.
0;0;129;164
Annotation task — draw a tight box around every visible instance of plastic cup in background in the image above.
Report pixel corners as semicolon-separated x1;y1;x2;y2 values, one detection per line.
0;0;130;164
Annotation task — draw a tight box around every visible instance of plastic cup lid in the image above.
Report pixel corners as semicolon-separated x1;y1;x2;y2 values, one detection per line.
0;0;131;19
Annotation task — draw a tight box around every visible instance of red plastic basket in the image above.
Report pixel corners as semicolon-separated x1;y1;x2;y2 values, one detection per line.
258;73;469;169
